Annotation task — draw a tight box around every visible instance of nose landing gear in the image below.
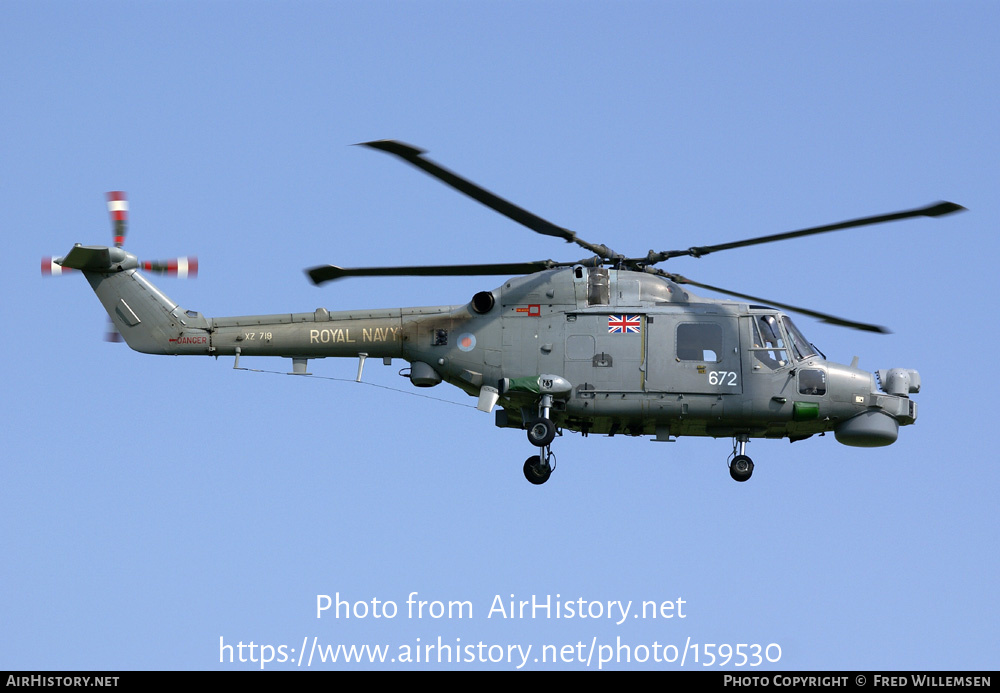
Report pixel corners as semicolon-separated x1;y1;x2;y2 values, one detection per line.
523;393;558;484
729;434;754;482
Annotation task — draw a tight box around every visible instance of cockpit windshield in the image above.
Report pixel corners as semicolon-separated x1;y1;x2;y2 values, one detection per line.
781;316;818;360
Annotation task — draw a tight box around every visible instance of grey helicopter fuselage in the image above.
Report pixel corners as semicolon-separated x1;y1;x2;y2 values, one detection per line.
54;142;954;484
79;245;916;456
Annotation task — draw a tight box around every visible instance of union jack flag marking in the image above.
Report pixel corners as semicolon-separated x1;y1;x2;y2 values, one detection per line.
608;315;641;334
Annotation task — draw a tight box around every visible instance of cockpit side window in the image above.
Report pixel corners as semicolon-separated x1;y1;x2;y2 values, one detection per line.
750;315;788;370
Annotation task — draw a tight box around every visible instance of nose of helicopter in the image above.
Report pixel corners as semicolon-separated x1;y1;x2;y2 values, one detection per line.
834;367;920;447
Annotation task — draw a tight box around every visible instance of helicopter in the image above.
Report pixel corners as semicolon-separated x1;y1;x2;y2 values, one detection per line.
44;140;964;484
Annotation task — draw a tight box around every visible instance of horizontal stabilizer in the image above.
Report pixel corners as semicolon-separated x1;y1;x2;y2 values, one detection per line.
60;245;120;271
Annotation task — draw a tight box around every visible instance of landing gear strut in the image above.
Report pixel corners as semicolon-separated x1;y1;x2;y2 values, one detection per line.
729;434;754;482
524;394;557;484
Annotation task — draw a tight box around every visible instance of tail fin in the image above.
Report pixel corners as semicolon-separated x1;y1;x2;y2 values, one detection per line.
60;245;208;354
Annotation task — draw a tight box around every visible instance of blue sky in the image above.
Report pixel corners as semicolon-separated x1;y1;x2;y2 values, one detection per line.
3;0;997;670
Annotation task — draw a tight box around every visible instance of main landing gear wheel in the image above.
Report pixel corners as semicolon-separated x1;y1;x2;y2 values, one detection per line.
729;454;754;482
523;455;552;485
526;418;556;447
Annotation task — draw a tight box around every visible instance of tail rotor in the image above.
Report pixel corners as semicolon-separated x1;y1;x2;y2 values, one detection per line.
43;191;198;341
108;190;128;247
41;256;74;276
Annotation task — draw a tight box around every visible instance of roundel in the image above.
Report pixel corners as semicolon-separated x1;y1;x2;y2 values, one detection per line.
457;333;476;352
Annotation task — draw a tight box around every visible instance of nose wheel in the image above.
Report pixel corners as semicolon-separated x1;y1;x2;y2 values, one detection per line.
728;435;754;482
523;447;555;485
526;417;557;447
729;454;754;482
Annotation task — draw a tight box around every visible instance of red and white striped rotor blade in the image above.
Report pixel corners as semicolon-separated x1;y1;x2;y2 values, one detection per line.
107;191;128;247
140;256;198;278
41;257;74;276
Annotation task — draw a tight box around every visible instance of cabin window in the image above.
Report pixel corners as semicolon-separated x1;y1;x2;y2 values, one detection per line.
676;323;722;362
587;267;610;306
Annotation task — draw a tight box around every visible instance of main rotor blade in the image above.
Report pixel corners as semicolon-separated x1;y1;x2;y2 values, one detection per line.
307;260;562;285
661;271;890;333
359;140;620;260
649;201;965;262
